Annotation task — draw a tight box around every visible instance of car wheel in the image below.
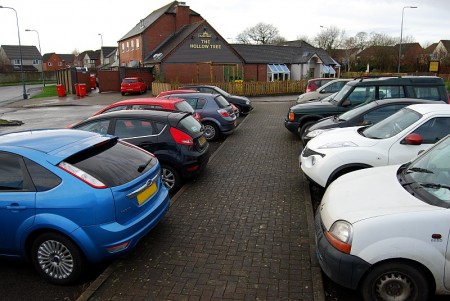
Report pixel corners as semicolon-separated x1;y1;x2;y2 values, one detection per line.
31;232;85;285
121;92;125;96
139;88;144;95
203;122;219;141
360;262;429;301
161;164;182;193
235;105;242;116
299;121;316;139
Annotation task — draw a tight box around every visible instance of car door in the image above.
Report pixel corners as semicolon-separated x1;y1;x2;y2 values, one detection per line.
388;117;450;164
0;152;36;255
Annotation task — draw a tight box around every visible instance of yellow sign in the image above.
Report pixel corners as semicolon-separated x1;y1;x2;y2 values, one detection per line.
429;61;439;72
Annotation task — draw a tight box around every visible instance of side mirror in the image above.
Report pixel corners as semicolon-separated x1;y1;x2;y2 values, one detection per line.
341;99;351;107
361;120;372;126
402;133;423;145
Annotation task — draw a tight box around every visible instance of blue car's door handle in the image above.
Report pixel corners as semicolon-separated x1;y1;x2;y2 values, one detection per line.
6;204;27;211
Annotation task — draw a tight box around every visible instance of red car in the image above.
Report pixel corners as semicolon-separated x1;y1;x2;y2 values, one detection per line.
157;89;198;97
305;78;335;93
91;97;202;121
121;77;147;95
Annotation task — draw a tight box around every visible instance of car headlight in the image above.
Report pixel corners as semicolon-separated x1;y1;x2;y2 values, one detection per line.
246;99;250;105
325;220;352;253
306;129;328;139
319;141;358;149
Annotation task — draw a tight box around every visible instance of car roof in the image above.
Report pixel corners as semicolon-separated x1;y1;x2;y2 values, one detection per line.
406;103;450;115
165;92;219;98
157;89;198;97
347;76;445;86
84;108;189;121
104;97;185;106
0;129;114;161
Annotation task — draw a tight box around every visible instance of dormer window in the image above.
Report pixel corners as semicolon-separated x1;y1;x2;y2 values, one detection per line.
140;19;144;29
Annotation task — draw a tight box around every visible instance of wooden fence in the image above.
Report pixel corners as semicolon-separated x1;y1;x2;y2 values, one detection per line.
151;80;306;96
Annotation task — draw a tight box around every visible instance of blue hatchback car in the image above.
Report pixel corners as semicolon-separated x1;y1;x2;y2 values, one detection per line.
0;129;170;284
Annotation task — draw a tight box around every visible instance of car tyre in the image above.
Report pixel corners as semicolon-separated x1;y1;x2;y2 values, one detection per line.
203;122;219;141
299;121;316;139
161;164;182;193
360;261;429;301
121;92;125;96
31;232;85;285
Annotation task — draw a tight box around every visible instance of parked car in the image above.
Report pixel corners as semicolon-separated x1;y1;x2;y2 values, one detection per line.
286;76;449;138
70;110;210;192
162;92;237;141
91;97;201;122
304;77;335;92
120;77;147;95
301;98;445;145
297;78;352;103
179;85;253;115
315;133;450;301
156;89;198;97
0;129;169;284
300;103;450;188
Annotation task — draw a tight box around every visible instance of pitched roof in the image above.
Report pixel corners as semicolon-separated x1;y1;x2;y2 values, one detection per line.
231;42;337;65
118;1;201;41
42;53;74;63
424;43;438;54
1;45;42;59
439;40;450;51
102;46;117;57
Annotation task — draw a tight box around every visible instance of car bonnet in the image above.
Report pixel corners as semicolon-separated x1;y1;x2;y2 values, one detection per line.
319;165;441;228
306;126;378;149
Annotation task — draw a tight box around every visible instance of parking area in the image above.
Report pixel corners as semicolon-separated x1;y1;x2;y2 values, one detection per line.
77;100;324;300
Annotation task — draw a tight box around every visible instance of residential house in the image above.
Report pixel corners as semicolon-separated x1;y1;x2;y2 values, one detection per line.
43;53;75;71
98;46;118;70
395;42;424;72
356;46;398;72
433;40;450;60
0;45;42;72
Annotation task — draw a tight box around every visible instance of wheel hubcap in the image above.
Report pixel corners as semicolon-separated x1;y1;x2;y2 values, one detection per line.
376;273;412;301
37;240;74;280
204;125;215;139
162;168;175;189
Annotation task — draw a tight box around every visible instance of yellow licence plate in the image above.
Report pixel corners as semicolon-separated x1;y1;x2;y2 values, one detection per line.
137;183;157;205
199;136;207;146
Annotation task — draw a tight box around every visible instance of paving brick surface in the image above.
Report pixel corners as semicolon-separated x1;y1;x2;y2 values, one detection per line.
80;100;325;301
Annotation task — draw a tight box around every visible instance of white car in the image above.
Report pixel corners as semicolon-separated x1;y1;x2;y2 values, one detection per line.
315;134;450;301
300;103;450;188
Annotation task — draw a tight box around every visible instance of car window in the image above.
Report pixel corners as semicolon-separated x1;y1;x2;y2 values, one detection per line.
412;117;450;144
131;104;162;110
177;115;203;136
362;107;421;139
413;87;441;100
214;95;229;108
363;104;407;125
123;78;137;83
322;81;342;93
114;119;154;138
347;86;375;104
0;153;27;191
174;101;195;113
198;87;213;94
103;105;128;114
24;158;61;191
76;120;110;134
378;86;406;99
184;98;198;109
65;140;157;187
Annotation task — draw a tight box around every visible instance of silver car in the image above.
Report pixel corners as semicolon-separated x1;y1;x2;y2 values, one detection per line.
297;78;352;103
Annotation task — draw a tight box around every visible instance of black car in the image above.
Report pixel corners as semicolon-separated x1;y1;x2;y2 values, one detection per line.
70;110;210;192
179;85;253;115
285;76;449;138
301;98;444;145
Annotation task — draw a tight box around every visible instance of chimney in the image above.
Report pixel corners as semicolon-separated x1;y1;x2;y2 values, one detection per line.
175;2;190;31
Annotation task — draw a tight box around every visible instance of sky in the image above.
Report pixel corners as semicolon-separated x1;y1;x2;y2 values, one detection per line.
0;0;449;55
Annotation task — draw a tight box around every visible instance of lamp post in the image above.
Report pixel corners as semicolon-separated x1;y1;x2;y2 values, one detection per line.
98;33;103;65
397;6;417;73
0;5;27;99
25;29;45;87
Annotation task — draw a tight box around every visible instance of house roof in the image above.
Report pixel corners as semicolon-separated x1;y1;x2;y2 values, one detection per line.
1;45;42;59
425;43;438;54
231;42;338;65
102;46;117;58
118;1;201;42
439;40;450;51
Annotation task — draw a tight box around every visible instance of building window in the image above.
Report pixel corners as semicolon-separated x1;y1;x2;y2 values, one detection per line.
131;40;134;50
136;39;140;49
48;62;53;66
32;59;39;65
13;59;21;65
122;43;125;53
58;62;63;66
126;42;129;52
267;64;290;81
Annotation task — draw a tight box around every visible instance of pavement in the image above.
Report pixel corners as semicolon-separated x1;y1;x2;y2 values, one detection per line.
4;90;326;301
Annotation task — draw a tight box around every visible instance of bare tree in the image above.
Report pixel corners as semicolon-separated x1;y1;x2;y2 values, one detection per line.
354;32;368;50
314;26;345;51
236;23;285;44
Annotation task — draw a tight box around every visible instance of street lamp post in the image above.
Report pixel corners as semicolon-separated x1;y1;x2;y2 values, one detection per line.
397;6;417;73
0;5;27;99
25;29;45;87
98;33;103;65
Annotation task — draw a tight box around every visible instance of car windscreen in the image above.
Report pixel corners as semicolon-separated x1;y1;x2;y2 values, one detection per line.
338;102;375;121
123;79;137;83
361;107;421;139
330;84;352;103
175;100;195;113
177;115;203;138
213;86;230;96
401;135;450;207
214;95;230;108
64;140;157;187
